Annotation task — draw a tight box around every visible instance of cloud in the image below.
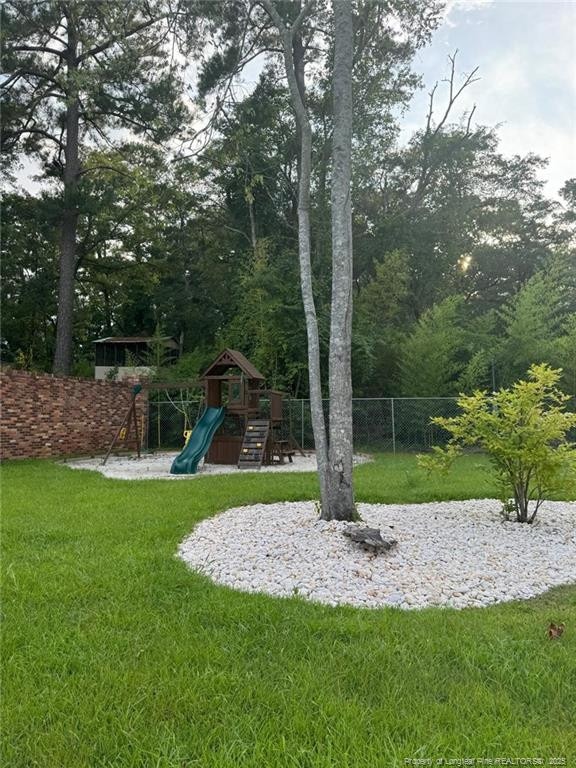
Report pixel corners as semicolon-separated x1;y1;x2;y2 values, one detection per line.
445;0;494;13
496;120;576;198
444;0;495;27
401;1;576;199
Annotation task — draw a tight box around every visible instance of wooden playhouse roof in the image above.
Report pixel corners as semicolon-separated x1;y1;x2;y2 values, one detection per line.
201;348;265;381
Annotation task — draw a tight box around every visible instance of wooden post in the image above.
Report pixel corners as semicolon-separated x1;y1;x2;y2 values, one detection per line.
102;384;142;465
130;397;141;458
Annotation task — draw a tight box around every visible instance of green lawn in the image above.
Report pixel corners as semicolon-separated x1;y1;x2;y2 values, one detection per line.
2;454;575;768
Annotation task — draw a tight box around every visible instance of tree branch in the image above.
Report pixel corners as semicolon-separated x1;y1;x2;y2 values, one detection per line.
291;0;316;34
431;51;480;140
260;0;286;31
8;126;66;151
76;202;140;271
78;165;132;178
425;83;437;135
7;43;66;58
1;67;65;92
77;15;164;63
5;0;67;48
260;0;313;130
465;104;477;136
411;51;480;210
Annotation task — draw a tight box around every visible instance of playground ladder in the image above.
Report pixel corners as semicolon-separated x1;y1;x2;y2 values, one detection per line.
238;419;270;469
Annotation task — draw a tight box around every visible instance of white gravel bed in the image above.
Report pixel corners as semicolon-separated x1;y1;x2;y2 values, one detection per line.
65;452;370;480
178;499;576;610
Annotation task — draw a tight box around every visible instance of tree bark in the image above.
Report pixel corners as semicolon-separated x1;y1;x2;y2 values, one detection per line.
248;197;257;254
53;14;80;376
324;0;355;520
261;0;331;511
297;112;331;510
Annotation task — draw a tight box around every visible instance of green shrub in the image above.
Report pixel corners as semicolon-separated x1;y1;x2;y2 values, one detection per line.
418;364;576;523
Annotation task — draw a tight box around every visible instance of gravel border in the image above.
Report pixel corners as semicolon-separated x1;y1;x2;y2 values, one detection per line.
65;452;370;480
178;499;576;610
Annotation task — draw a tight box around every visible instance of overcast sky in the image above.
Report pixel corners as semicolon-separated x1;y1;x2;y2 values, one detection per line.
401;0;576;199
14;0;576;200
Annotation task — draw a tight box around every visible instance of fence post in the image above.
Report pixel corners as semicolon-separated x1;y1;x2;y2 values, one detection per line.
157;403;161;449
391;398;396;455
301;399;305;449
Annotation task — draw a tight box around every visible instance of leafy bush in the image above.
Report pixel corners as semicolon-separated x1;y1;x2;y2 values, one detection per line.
418;364;576;523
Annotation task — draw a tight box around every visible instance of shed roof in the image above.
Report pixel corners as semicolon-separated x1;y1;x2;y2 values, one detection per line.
94;336;179;348
201;348;265;381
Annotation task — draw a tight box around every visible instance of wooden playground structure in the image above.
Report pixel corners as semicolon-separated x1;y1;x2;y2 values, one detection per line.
102;349;302;470
201;349;302;469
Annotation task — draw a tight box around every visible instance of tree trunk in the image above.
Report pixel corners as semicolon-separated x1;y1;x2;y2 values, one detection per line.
53;18;80;376
261;1;331;510
289;28;331;510
262;0;357;518
247;197;257;254
297;118;331;509
515;481;529;523
53;192;78;375
324;0;355;520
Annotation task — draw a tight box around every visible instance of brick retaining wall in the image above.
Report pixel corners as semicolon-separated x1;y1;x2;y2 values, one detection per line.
0;369;148;460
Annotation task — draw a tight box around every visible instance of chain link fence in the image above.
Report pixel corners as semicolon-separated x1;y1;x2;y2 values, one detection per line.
145;394;203;451
284;398;462;453
145;396;462;453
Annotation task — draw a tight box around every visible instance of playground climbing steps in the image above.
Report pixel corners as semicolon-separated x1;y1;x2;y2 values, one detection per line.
238;419;270;469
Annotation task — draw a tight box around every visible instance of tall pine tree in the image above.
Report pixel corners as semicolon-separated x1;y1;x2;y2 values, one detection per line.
2;1;187;373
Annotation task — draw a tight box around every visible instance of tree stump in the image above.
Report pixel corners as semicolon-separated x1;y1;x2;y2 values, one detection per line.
343;525;397;554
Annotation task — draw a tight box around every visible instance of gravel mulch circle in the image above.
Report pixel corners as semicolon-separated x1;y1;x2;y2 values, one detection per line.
178;499;576;610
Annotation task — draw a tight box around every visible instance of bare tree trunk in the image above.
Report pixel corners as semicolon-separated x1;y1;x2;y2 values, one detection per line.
53;179;78;374
53;17;80;376
248;197;257;254
324;0;355;520
262;0;330;510
297;114;331;509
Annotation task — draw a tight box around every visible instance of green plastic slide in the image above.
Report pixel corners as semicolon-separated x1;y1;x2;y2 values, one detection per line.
170;406;226;475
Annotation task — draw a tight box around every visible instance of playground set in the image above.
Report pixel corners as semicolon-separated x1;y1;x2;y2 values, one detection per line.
102;349;301;474
171;349;300;474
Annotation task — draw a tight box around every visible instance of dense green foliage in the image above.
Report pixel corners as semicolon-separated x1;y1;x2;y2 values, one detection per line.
2;1;575;395
419;365;576;522
4;122;574;395
2;456;575;767
1;0;188;373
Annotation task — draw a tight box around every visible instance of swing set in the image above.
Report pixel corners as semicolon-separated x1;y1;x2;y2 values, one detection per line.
102;384;143;465
101;380;200;464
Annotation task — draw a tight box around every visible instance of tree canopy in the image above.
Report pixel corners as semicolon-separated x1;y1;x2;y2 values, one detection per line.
2;0;574;402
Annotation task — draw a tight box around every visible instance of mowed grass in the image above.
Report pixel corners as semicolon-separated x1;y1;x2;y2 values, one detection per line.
2;454;576;768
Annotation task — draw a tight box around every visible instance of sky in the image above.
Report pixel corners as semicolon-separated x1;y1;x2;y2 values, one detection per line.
13;0;576;201
400;0;576;199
